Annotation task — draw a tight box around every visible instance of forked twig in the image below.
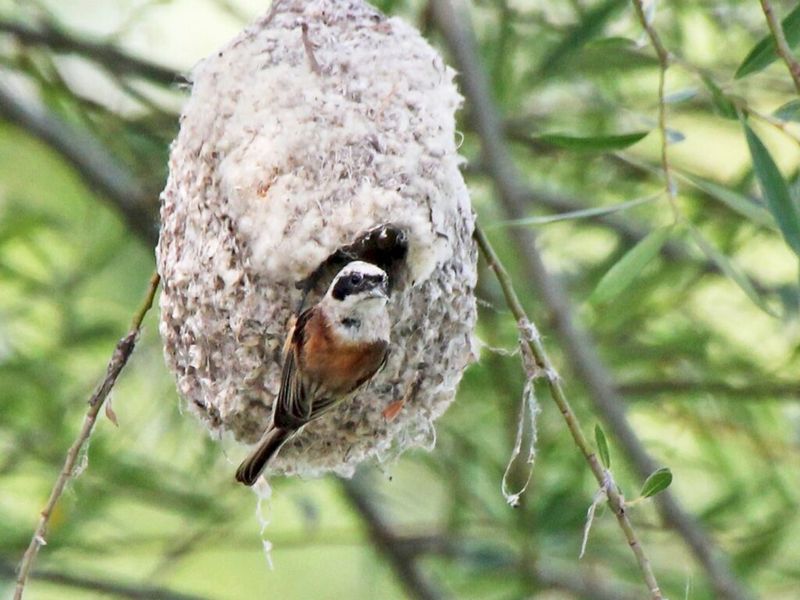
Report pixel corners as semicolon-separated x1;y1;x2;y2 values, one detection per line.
14;271;161;600
474;224;663;600
427;1;750;596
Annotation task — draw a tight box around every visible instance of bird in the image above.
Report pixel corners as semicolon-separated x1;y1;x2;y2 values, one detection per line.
235;261;391;485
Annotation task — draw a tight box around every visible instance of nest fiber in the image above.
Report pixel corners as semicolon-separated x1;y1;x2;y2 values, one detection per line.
157;0;477;477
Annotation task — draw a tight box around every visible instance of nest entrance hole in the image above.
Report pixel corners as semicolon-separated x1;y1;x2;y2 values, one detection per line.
294;224;410;312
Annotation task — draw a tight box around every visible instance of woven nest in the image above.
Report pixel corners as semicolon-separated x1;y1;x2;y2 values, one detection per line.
157;0;477;477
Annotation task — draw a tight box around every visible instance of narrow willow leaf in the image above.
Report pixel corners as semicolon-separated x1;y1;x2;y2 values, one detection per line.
743;122;800;258
701;75;737;120
664;87;698;104
500;192;661;227
536;0;626;76
735;4;800;79
641;467;673;498
594;424;610;468
684;174;776;229
591;226;672;303
690;227;777;317
568;37;658;73
774;99;800;123
535;131;649;152
666;128;686;144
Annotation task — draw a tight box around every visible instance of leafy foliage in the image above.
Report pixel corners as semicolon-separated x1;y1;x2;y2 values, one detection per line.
640;467;673;499
743;120;800;259
594;424;611;469
1;0;799;599
735;3;800;78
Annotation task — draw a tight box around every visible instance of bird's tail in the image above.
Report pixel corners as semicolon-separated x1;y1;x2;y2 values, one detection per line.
235;426;291;486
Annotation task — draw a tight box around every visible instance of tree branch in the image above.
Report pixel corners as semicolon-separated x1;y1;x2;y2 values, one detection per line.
13;271;161;600
340;476;445;600
758;0;800;94
530;560;641;600
428;2;751;599
380;530;643;600
0;19;181;85
0;559;208;600
0;82;158;247
474;224;664;599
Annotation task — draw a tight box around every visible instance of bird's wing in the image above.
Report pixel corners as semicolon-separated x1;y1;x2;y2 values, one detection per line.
273;314;388;428
273;310;314;428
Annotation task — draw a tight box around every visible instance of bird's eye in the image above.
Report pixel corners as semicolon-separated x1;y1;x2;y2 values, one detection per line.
349;272;363;285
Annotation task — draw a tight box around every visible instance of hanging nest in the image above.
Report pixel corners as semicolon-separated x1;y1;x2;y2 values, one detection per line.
157;0;477;477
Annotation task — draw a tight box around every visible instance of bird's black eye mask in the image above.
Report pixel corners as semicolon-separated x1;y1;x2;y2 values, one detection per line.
331;273;386;301
294;224;408;312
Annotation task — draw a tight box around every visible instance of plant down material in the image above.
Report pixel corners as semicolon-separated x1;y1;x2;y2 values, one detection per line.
157;0;476;477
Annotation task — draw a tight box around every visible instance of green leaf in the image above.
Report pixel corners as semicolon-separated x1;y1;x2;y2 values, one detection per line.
743;122;800;258
585;36;638;49
701;74;738;120
664;87;698;104
500;193;661;227
666;128;686;144
591;226;672;303
640;467;672;498
735;4;800;79
536;0;627;77
535;131;649;152
690;227;777;317
684;174;777;229
774;99;800;122
594;424;610;468
566;37;658;74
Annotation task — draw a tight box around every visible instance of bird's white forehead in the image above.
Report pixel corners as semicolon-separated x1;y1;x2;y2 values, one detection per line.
335;261;387;279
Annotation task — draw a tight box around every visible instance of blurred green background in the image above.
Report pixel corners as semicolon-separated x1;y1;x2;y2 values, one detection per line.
2;0;800;598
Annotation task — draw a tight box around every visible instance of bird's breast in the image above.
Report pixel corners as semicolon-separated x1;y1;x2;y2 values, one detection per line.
300;313;388;396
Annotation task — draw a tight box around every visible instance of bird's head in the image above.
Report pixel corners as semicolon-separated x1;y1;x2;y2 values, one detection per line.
322;262;390;343
327;261;389;307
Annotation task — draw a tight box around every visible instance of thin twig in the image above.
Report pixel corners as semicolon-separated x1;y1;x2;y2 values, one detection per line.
495;136;774;295
340;476;444;600
474;225;663;600
300;22;323;75
259;0;284;27
758;0;800;94
630;0;679;219
428;1;751;598
668;50;800;145
13;271;161;600
748;106;800;144
0;19;180;85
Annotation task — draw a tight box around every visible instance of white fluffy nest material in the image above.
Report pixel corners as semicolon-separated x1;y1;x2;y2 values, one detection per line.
157;0;477;477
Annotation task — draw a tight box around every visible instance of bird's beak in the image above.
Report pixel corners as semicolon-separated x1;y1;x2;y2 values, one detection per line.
370;279;389;299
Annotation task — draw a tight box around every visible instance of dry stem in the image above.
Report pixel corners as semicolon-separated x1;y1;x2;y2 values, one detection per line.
300;22;323;75
428;2;751;597
630;0;679;219
13;271;161;600
340;477;443;600
759;0;800;93
474;225;664;599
